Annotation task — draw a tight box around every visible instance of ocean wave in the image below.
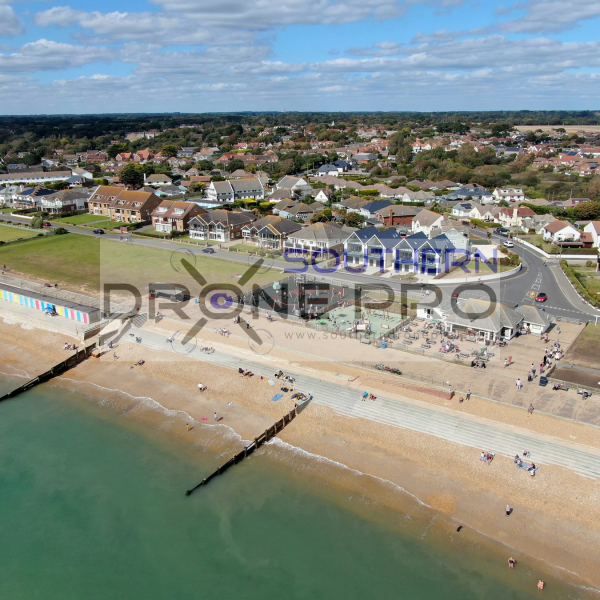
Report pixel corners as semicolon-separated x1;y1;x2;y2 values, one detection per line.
0;365;31;379
57;376;246;445
263;437;429;509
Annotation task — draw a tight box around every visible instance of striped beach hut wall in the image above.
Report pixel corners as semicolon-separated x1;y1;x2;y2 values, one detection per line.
0;289;90;324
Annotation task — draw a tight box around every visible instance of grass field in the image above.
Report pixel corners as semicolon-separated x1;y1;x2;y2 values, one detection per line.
52;214;108;225
570;265;600;295
0;225;40;242
442;259;514;279
555;326;600;387
0;234;282;295
514;125;600;133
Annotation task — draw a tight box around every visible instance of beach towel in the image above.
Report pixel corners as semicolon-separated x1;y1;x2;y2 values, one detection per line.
268;379;275;386
271;394;284;402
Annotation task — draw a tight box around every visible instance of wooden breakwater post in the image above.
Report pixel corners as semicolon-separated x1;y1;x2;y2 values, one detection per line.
185;402;306;496
0;343;96;402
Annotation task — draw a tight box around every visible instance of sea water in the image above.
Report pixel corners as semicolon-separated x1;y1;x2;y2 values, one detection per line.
0;376;595;600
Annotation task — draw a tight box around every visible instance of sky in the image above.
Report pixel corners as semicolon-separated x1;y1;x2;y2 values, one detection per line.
1;0;600;114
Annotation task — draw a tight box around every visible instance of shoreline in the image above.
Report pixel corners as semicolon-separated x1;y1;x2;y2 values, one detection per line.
1;315;600;593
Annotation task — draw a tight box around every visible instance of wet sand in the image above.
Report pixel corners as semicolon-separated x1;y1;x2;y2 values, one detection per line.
1;317;599;590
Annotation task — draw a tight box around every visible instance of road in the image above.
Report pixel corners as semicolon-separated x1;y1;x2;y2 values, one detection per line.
3;212;598;322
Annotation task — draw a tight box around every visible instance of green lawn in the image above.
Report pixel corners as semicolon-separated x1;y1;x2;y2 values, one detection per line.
442;259;514;279
0;234;282;294
229;244;259;252
0;225;40;242
80;220;128;230
572;268;600;295
52;214;107;225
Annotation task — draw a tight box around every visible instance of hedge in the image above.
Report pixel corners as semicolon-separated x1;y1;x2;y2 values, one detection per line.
561;260;600;308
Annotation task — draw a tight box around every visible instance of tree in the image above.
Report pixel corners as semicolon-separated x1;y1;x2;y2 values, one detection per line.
188;182;206;193
197;160;214;171
491;123;512;137
395;143;413;165
227;159;245;172
107;143;128;159
119;163;145;188
161;144;179;158
344;212;367;228
31;217;43;229
498;199;510;207
23;152;42;166
310;208;332;223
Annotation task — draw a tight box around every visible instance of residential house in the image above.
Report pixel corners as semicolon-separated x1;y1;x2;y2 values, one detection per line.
12;187;56;209
272;199;296;215
344;226;402;268
0;171;72;186
284;222;356;255
145;174;173;187
583;221;600;248
394;232;458;275
206;178;265;203
354;199;393;220
278;202;317;222
497;206;536;228
374;205;418;227
188;210;255;242
520;214;556;234
492;187;526;203
153;184;186;198
242;215;302;250
151;200;207;233
447;185;494;204
108;190;162;223
352;152;377;163
411;209;444;237
88;185;124;217
40;189;92;214
133;150;154;163
541;220;582;244
401;190;436;204
314;189;332;203
276;176;312;196
315;164;342;177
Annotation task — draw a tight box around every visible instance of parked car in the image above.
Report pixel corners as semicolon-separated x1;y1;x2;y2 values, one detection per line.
503;241;514;248
495;228;509;237
92;229;105;235
201;247;215;254
535;292;547;303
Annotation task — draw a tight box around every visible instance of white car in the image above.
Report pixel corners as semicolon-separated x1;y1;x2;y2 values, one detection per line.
503;241;514;248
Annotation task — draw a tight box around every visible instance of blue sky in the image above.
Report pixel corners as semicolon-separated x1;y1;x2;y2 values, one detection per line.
1;0;600;114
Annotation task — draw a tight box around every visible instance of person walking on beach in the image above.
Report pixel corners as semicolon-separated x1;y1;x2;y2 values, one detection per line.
508;557;516;568
516;378;522;390
466;390;471;401
362;391;368;401
527;403;535;416
246;320;250;330
214;412;218;422
197;383;206;392
506;504;512;516
531;364;536;378
186;423;191;431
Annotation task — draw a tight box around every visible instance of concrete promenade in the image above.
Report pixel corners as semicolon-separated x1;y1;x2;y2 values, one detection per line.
126;327;600;480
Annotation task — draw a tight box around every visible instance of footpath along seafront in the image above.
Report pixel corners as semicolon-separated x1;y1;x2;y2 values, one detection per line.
1;313;600;592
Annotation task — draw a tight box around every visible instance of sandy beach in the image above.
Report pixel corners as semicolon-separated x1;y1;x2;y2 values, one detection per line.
1;315;599;591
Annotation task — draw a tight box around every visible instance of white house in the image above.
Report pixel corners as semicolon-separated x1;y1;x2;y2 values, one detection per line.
411;209;444;237
276;176;312;196
541;220;581;243
0;170;72;186
492;188;526;203
206;178;265;203
583;221;600;248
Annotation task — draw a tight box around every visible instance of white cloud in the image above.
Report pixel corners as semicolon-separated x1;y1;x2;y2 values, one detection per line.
0;5;23;36
347;41;403;56
499;0;600;33
0;39;116;73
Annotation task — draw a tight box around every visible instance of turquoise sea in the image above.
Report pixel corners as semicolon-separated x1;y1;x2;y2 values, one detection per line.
0;374;596;600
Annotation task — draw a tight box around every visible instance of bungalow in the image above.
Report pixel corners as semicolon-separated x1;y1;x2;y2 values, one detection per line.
242;215;302;250
0;170;72;186
153;184;186;198
520;214;556;234
412;209;444;237
374;205;417;227
355;199;393;219
401;190;436;204
272;199;296;215
108;190;162;223
418;298;551;342
541;220;581;244
315;164;341;177
145;174;173;187
276;176;312;196
151;200;207;233
314;189;332;203
279;202;317;222
447;185;494;204
188;210;255;242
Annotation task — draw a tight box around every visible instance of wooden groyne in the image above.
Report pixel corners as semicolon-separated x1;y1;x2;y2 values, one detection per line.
0;343;96;402
185;402;306;496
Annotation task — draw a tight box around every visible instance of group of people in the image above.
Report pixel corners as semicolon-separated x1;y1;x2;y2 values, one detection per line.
216;328;231;337
362;391;377;401
480;451;494;464
62;342;78;351
238;368;254;377
274;370;295;384
514;452;537;476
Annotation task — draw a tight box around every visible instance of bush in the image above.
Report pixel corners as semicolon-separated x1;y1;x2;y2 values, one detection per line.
53;227;69;235
586;260;595;268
